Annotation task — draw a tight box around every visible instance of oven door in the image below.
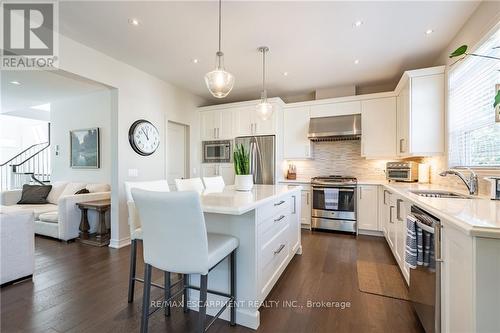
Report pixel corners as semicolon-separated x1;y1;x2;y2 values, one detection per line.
312;186;356;220
387;168;411;181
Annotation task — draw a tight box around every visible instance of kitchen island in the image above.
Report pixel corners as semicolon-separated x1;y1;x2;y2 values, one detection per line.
191;184;302;330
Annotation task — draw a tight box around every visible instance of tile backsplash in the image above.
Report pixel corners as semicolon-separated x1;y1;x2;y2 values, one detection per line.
285;140;390;180
285;140;499;196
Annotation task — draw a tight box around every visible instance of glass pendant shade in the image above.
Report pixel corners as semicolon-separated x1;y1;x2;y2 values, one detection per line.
205;52;234;98
256;100;273;120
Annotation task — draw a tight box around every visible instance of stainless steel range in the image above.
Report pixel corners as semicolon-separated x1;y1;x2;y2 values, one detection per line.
311;175;357;233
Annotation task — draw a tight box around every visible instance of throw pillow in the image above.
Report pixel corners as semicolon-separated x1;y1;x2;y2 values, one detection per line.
17;184;53;204
74;188;90;195
86;183;110;193
60;182;87;197
46;181;68;204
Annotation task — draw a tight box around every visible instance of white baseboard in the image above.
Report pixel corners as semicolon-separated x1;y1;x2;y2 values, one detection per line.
109;236;131;249
358;229;384;237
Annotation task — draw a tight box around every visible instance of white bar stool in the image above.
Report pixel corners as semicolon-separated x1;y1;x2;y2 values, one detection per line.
174;178;205;194
124;180;172;303
202;176;225;192
132;189;238;333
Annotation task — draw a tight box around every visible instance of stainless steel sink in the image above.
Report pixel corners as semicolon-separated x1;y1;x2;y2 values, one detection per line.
410;190;471;199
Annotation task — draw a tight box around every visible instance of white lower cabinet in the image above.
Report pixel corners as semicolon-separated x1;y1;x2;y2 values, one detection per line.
201;163;235;185
300;189;311;228
357;185;379;231
257;192;301;299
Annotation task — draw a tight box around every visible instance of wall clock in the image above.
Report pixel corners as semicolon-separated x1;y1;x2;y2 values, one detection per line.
128;120;160;156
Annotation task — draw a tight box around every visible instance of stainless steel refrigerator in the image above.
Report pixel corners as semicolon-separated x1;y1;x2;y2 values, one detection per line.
234;135;275;185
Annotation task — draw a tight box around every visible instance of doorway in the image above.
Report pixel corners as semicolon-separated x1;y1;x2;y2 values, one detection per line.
166;121;189;190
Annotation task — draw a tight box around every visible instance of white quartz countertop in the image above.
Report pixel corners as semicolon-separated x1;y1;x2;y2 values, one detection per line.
382;183;500;239
201;184;301;215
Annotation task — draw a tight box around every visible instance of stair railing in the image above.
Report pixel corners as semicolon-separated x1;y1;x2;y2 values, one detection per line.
0;124;51;191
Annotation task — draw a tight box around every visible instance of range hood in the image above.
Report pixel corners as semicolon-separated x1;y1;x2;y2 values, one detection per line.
307;114;361;141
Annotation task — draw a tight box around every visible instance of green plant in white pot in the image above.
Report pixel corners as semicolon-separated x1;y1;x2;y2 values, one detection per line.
233;144;253;191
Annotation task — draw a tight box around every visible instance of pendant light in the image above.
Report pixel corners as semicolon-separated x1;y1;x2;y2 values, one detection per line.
204;0;234;98
256;46;273;120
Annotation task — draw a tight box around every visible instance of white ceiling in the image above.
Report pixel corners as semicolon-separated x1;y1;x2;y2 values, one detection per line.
1;70;110;117
59;1;479;103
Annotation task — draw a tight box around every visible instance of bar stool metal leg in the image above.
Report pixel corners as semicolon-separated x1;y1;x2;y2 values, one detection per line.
164;271;171;317
230;251;236;326
198;274;208;333
127;239;137;303
140;264;152;333
183;274;189;313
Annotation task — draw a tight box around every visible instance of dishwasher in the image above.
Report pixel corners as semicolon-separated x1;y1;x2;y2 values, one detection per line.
409;205;442;333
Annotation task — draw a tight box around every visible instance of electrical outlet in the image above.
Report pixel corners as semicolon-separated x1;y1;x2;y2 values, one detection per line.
128;169;139;177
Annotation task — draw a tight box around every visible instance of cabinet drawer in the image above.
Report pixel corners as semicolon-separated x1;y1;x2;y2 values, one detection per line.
259;225;289;294
257;197;290;223
259;213;289;248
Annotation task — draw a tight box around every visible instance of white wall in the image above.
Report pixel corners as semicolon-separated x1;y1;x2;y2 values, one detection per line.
57;33;205;248
50;90;112;184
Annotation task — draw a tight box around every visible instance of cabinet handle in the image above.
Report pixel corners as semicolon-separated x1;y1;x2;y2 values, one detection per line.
359;187;363;200
396;199;403;221
274;244;286;255
306;192;310;205
383;190;389;205
217;128;220;138
254;123;257;134
292;196;297;214
274;215;285;222
389;206;394;223
213;128;216;139
274;200;285;206
399;139;405;153
435;224;444;262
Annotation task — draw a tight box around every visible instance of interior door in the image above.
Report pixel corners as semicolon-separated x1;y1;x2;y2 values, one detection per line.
167;121;188;189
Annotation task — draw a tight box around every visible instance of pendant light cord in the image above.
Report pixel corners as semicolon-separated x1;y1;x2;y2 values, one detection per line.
218;0;222;53
262;48;267;100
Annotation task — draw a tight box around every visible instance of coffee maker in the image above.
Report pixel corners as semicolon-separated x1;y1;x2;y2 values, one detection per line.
485;177;500;200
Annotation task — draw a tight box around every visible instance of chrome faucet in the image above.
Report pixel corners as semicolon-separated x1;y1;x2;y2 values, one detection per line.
439;168;478;195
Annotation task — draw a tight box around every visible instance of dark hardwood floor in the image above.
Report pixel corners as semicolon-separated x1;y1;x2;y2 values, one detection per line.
1;231;423;333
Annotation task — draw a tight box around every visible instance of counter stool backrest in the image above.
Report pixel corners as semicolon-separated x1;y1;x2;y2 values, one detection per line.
132;189;210;274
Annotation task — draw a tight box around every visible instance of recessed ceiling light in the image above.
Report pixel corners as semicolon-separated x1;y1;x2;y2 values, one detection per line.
128;18;140;26
354;59;360;65
192;58;199;64
10;81;21;85
283;72;288;76
353;20;363;28
425;29;434;35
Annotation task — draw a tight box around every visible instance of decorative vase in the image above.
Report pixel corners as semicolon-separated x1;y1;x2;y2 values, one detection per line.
235;174;254;191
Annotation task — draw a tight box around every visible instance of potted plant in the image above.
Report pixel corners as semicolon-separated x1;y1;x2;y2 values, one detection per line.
233;144;253;191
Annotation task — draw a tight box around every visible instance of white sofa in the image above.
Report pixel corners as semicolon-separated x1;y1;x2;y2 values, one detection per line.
0;182;111;241
0;208;34;285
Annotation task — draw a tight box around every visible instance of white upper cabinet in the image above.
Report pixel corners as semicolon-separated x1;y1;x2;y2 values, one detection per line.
200;110;233;140
310;100;361;118
234;106;276;137
283;106;312;159
361;97;397;158
396;66;445;157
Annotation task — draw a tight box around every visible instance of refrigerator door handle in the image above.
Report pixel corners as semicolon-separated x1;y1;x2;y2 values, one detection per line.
250;140;257;183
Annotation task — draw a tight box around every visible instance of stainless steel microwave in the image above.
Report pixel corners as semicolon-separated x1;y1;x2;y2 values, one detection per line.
203;140;231;163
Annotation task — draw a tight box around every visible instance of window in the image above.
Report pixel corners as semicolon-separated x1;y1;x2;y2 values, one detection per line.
448;28;500;168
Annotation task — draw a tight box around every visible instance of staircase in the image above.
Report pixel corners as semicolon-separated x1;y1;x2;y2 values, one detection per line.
0;125;51;192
